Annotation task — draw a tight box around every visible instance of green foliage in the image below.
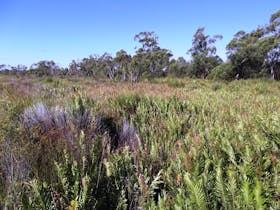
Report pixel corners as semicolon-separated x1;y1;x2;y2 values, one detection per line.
207;62;235;80
167;79;185;88
188;27;223;78
226;9;280;79
168;57;191;77
0;77;280;209
133;31;172;80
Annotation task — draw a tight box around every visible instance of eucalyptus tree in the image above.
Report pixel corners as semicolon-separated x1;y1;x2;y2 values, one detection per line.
226;9;280;79
265;9;280;79
133;31;172;79
128;53;144;82
188;27;223;78
134;31;159;52
114;50;131;81
79;56;97;77
227;29;269;78
168;57;191;77
69;60;80;71
30;60;60;77
98;53;116;79
13;65;27;71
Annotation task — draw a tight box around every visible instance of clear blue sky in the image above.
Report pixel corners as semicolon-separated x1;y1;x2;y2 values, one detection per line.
0;0;279;67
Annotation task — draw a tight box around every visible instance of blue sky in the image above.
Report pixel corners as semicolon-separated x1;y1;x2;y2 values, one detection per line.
0;0;279;67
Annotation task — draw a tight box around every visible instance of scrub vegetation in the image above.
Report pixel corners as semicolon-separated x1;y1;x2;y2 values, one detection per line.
0;76;279;209
0;8;279;210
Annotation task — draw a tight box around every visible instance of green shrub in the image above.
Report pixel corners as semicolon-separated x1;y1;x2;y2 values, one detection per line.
211;83;222;91
0;77;280;209
208;62;235;81
45;77;54;83
167;79;185;88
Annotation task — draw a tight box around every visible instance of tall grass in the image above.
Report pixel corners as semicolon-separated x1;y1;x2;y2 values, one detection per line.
0;76;279;209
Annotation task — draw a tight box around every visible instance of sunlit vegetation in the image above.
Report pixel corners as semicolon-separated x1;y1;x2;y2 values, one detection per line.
0;7;279;210
0;76;279;209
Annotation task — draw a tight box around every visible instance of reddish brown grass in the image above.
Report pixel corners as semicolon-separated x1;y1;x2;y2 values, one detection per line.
82;82;179;101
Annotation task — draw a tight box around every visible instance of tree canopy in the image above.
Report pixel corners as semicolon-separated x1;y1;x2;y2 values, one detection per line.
1;9;280;81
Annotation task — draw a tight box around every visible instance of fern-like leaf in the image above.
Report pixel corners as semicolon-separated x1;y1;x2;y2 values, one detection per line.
253;179;265;210
184;173;206;210
215;162;228;209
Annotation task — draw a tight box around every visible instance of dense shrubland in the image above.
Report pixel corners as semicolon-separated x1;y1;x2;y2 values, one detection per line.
0;8;279;210
1;10;280;81
0;76;279;209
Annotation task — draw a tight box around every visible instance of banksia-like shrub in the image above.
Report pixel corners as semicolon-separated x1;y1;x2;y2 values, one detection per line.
22;102;76;183
71;95;92;133
118;118;139;151
22;102;74;143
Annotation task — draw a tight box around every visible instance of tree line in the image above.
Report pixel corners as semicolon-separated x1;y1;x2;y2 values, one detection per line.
1;9;279;80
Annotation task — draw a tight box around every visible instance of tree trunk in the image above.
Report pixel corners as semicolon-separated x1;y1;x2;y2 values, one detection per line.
271;66;275;79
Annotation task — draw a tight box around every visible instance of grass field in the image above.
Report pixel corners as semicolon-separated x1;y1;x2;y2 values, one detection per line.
0;76;279;209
